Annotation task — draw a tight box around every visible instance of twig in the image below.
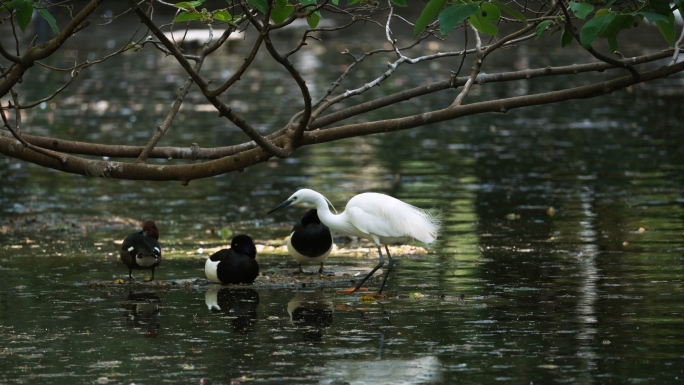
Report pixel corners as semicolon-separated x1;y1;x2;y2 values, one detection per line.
452;23;482;106
241;0;314;145
670;24;684;65
127;0;290;158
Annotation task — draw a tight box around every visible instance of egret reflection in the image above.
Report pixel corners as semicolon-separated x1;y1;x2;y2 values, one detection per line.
287;290;334;342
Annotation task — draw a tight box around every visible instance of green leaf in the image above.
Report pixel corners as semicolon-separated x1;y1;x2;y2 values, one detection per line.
390;0;407;7
639;11;669;24
438;3;478;35
213;10;232;22
174;11;202;22
535;19;552;38
36;4;59;34
490;0;526;22
13;0;33;32
125;42;143;52
650;0;672;15
469;2;500;36
413;0;447;37
174;1;195;9
300;0;322;22
579;12;615;48
561;26;574;47
568;1;593;19
271;0;294;24
307;11;320;28
247;0;267;14
597;13;633;52
656;12;675;46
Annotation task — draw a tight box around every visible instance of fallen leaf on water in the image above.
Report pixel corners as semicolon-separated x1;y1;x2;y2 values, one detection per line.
335;304;357;311
360;295;377;303
219;227;233;239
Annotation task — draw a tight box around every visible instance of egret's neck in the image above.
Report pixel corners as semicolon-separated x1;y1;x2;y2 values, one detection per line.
309;196;345;233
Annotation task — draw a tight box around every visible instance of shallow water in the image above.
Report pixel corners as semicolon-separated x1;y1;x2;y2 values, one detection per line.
2;10;684;385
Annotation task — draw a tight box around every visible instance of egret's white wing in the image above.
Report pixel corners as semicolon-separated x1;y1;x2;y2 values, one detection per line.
346;193;439;243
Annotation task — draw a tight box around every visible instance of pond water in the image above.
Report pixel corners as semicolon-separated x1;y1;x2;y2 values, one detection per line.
2;7;684;385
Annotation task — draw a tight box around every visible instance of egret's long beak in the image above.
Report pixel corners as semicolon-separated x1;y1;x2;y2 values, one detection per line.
267;198;294;214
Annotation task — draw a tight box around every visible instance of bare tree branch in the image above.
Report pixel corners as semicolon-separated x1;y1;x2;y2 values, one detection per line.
307;59;684;143
3;58;682;182
1;102;66;163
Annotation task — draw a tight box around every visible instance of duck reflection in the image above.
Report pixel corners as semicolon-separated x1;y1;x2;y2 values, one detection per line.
287;290;333;342
205;287;260;334
121;291;161;338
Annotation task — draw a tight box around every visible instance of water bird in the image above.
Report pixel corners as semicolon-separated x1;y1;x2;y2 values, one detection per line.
268;189;440;295
288;209;333;274
205;235;259;284
120;220;162;281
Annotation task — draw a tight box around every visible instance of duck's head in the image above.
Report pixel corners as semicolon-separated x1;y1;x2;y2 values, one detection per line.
300;209;322;226
231;234;257;259
143;220;159;239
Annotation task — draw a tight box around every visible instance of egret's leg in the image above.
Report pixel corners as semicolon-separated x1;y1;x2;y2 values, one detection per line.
377;245;394;294
338;244;385;294
318;263;324;274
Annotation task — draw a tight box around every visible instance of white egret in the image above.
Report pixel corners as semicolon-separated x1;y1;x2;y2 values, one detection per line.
120;220;162;281
268;189;440;295
288;209;333;274
205;235;259;284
